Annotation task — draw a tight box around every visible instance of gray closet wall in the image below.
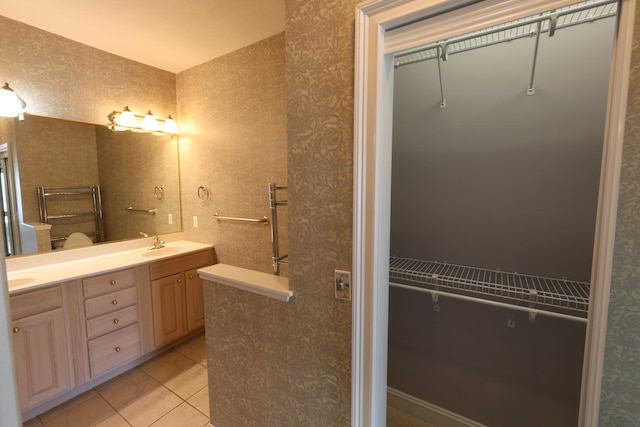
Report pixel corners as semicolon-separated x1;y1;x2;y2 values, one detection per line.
391;17;615;282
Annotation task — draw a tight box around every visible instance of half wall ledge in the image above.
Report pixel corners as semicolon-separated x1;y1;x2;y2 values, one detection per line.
198;264;292;302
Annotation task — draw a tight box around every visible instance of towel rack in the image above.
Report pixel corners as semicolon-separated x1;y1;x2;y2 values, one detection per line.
213;213;269;224
269;183;288;275
37;185;104;246
125;207;157;214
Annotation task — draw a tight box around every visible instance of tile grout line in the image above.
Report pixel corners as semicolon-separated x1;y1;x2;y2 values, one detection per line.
27;334;209;427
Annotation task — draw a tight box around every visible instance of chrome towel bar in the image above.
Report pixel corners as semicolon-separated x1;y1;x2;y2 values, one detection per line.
213;213;269;224
125;207;157;214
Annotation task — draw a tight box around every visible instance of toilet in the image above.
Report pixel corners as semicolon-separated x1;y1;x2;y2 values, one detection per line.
63;232;93;249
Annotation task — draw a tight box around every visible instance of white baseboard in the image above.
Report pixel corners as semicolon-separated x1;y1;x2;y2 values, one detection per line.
387;387;487;427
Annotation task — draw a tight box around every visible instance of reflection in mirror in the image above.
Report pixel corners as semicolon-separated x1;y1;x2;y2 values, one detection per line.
7;114;181;256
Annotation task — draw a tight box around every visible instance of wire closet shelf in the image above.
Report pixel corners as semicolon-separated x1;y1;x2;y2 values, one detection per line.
389;256;590;323
393;0;618;68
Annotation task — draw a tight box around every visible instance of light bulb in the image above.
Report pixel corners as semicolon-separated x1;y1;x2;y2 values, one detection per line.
141;110;159;131
161;115;178;134
117;106;137;128
0;83;25;119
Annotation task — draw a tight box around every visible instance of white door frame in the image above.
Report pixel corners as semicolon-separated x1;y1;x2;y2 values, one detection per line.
351;1;636;426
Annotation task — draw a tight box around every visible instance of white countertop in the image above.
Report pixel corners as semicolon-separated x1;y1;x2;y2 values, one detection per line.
6;233;213;294
198;264;292;302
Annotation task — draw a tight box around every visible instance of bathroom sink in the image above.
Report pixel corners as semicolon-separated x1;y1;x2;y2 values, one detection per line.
7;271;46;288
140;247;183;257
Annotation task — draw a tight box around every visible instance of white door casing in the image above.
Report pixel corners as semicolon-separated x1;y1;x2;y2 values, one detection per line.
351;1;635;426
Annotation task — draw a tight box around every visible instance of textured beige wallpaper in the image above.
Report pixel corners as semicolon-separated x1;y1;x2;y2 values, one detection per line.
0;15;176;128
177;34;287;274
201;1;355;425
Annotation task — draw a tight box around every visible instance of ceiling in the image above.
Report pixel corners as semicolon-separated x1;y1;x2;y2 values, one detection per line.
0;0;285;73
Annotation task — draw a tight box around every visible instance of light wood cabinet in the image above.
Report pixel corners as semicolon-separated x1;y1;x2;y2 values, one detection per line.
10;286;73;412
81;268;142;378
150;250;214;348
9;245;213;418
185;268;205;331
151;273;187;346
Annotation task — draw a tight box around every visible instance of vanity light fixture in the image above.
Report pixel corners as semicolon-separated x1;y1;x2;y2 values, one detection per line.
0;83;26;120
107;106;179;136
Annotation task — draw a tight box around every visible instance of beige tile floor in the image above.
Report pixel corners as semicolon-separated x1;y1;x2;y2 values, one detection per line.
23;334;210;427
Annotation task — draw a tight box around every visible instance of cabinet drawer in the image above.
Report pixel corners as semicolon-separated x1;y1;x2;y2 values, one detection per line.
85;287;137;319
150;249;213;280
88;323;141;378
10;286;63;320
83;268;136;298
86;304;139;340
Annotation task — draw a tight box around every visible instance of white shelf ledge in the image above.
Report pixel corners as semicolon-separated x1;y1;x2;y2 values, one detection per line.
198;264;292;302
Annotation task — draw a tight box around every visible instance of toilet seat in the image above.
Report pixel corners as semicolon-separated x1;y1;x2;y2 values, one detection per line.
63;232;93;248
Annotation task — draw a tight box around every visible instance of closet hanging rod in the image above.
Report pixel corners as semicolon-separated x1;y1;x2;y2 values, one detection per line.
213;213;269;224
390;282;587;324
394;0;617;67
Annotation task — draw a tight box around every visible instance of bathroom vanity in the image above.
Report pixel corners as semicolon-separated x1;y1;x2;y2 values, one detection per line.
6;236;214;419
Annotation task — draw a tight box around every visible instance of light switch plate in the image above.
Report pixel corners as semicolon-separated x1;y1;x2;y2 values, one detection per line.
335;270;351;301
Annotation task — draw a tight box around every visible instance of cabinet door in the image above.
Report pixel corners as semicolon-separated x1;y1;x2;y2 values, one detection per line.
12;308;73;411
185;268;205;332
151;273;186;347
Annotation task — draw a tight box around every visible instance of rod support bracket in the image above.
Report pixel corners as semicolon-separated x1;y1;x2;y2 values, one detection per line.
528;290;538;323
549;14;559;37
431;291;440;312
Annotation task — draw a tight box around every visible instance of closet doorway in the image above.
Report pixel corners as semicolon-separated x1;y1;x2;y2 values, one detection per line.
351;0;635;426
388;1;614;426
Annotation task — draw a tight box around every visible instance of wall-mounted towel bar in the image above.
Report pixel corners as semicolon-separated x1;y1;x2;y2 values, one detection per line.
269;183;288;275
125;207;157;214
213;213;269;224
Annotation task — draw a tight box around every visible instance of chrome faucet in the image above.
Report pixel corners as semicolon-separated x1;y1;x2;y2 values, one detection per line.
149;235;165;250
140;232;164;249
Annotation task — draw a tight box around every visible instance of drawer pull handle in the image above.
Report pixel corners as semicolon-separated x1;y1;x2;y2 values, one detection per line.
12;327;19;334
113;319;119;325
115;346;121;352
110;280;116;286
112;300;118;305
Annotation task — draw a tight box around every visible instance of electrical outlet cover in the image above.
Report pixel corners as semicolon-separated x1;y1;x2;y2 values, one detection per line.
335;270;351;301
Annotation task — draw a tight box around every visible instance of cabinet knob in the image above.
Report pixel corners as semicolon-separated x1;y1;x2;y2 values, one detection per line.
189;274;194;279
110;280;116;286
12;327;19;334
113;319;119;325
112;300;118;305
115;346;121;353
177;279;182;283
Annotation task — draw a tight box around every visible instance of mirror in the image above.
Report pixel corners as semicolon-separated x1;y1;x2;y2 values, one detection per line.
5;114;181;256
